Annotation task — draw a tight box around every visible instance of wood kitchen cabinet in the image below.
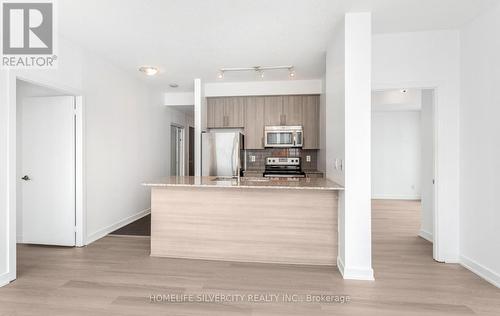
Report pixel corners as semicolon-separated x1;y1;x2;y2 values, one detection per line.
208;95;320;149
264;96;283;126
245;96;265;149
207;98;225;128
302;95;320;149
264;95;303;126
207;97;245;128
282;96;303;125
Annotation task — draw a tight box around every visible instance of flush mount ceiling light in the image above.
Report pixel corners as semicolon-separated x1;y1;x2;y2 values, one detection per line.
217;65;294;80
138;66;159;76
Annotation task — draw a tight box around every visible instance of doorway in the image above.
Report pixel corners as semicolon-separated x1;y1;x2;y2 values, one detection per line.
170;124;185;176
16;80;81;247
371;88;436;257
189;126;195;176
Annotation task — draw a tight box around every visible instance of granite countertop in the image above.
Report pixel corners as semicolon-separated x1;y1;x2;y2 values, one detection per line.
143;176;344;191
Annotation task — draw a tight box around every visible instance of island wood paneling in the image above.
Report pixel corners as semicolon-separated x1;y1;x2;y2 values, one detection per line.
151;186;338;265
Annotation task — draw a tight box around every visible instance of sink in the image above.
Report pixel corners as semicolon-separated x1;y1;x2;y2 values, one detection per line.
243;178;270;182
211;176;237;182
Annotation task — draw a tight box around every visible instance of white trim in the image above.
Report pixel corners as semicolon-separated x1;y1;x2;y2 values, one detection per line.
371;195;421;200
418;229;433;243
0;272;11;287
16;234;22;243
460;255;500;288
6;74;86;285
85;208;151;245
75;96;85;247
337;257;375;281
372;81;445;263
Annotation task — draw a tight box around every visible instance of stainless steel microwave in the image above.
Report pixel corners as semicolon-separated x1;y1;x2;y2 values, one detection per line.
264;126;303;148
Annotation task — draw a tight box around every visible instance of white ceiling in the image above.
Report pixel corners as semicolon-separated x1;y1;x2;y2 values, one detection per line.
59;0;496;91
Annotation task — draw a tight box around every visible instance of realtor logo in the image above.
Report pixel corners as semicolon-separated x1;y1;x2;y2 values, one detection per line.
1;0;57;68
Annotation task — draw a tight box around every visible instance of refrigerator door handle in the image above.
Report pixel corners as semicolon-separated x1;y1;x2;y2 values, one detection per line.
231;135;238;177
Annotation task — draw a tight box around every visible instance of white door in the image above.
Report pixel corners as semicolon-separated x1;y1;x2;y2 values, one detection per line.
21;96;76;246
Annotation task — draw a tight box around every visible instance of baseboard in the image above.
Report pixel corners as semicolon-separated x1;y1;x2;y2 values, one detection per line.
0;272;12;287
371;194;421;200
460;255;500;288
86;208;151;245
337;256;375;281
418;229;433;243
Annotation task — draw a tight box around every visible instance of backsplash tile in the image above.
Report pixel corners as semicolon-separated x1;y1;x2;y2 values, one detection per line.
245;149;318;171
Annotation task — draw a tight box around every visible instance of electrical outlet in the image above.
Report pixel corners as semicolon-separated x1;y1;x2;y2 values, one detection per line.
250;155;256;162
306;155;311;162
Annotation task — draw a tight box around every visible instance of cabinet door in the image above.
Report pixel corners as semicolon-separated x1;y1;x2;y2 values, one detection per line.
264;96;283;126
302;95;320;149
207;98;225;128
282;96;303;126
224;97;245;128
245;97;265;149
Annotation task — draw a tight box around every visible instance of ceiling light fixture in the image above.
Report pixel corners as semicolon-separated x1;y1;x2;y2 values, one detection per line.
217;65;294;80
139;66;159;76
169;83;179;88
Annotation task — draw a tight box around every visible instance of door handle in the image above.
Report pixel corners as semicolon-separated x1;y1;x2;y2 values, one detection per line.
21;175;31;181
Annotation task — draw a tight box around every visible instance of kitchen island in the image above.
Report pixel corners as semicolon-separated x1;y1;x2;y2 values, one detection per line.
143;176;343;266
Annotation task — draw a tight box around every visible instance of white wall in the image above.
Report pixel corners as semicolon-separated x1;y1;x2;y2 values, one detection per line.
82;51;169;243
460;3;500;287
326;13;373;281
372;30;460;262
164;92;194;106
0;37;173;285
204;80;322;97
372;111;421;200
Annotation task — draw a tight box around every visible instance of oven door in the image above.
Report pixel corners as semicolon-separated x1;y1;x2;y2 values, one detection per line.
265;131;294;147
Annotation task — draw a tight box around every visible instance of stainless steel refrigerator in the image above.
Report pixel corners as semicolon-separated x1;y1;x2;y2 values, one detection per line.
201;131;244;177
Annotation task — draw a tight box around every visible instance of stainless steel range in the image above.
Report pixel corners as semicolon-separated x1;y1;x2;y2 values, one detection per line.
263;157;305;178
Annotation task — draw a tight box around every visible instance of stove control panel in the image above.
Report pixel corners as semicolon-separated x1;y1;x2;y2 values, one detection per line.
265;157;300;166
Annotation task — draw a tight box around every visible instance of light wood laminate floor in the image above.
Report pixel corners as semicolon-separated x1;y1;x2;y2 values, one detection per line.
1;200;499;315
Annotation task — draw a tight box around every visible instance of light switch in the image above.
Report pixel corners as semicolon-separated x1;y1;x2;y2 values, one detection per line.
250;155;256;162
306;155;311;162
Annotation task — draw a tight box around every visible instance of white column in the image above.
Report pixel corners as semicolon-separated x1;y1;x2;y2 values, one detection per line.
326;12;374;280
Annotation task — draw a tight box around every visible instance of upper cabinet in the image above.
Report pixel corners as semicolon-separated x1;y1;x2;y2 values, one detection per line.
245;97;265;149
207;97;245;128
264;96;303;126
207;98;225;128
264;96;283;126
282;96;303;126
302;95;320;149
207;95;320;149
